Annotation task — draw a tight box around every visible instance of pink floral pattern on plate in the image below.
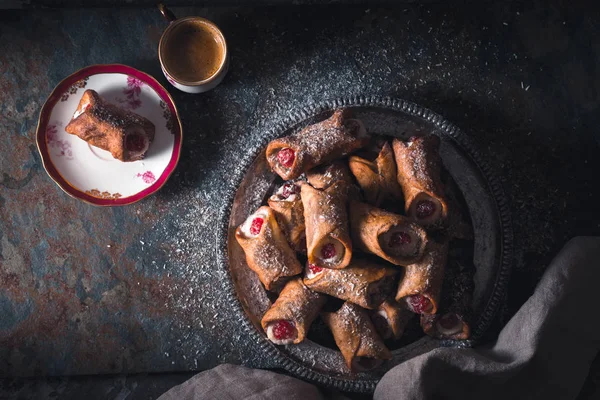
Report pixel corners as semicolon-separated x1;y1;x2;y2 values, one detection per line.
116;76;144;109
136;171;156;184
47;123;74;160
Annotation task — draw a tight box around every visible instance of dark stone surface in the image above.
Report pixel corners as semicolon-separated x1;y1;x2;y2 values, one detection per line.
0;0;599;398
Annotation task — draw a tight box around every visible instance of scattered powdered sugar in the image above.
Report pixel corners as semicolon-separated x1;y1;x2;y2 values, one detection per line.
396;136;442;194
251;223;296;278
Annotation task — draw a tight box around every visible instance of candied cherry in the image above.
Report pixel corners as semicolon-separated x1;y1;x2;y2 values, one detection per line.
308;264;323;274
277;148;295;168
320;243;337;259
407;295;432;314
416;200;436;219
281;183;300;199
249;217;264;235
272;320;295;340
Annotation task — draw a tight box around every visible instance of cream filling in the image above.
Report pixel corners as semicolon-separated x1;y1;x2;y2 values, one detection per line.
72;100;90;119
266;322;297;345
240;211;268;238
316;239;345;266
305;263;324;280
269;182;300;202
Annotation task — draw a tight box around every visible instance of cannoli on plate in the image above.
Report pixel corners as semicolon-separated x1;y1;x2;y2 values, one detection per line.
235;206;303;292
349;201;428;266
395;239;449;315
266;109;369;180
303;258;397;309
65;89;155;162
392;135;449;227
322;302;391;372
261;278;327;344
302;181;352;269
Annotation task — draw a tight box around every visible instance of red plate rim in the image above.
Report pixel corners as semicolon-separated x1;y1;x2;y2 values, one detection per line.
35;64;183;206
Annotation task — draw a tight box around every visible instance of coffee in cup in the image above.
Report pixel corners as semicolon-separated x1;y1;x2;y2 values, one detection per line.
158;4;229;93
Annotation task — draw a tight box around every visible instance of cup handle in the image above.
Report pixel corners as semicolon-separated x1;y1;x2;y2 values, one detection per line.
158;2;177;23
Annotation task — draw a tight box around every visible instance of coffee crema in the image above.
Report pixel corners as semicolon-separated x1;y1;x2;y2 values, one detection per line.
162;21;224;83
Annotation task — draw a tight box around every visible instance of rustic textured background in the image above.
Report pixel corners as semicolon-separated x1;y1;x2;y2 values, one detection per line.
1;0;599;398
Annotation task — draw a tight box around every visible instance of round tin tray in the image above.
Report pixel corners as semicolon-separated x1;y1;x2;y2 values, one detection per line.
217;96;512;393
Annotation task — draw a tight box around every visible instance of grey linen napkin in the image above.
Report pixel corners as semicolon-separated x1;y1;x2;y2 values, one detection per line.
159;237;600;400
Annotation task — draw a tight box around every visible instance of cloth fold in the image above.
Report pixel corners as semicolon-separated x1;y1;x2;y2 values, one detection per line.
159;237;600;400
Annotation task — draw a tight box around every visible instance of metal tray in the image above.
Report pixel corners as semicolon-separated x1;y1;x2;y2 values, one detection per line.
217;96;512;393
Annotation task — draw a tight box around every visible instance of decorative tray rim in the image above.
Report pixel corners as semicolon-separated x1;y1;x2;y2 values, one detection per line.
216;96;513;393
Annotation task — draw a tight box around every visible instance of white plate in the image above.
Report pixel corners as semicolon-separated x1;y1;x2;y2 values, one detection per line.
36;64;182;206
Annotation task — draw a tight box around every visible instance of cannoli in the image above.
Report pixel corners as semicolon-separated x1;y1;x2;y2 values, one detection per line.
302;181;352;269
261;278;327;345
322;302;391;372
392;135;449;227
371;300;414;340
268;181;306;252
349;201;427;266
420;260;473;340
65;89;155;162
235;206;303;291
349;142;403;206
395;239;449;315
266;109;369;180
303;258;397;309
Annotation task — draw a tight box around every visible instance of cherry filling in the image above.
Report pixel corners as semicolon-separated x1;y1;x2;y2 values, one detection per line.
416;200;436;219
277;148;296;168
126;133;146;153
320;243;337;259
308;264;323;274
272;320;296;340
281;183;300;199
249;217;264;235
388;231;412;247
406;295;433;314
438;313;461;331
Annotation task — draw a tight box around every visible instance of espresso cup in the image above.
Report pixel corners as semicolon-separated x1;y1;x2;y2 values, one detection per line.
157;3;229;93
